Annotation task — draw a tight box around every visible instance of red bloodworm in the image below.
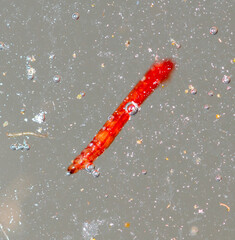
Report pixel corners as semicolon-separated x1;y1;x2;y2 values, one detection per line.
67;59;175;176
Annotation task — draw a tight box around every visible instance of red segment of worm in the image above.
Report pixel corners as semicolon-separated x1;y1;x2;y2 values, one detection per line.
68;59;175;174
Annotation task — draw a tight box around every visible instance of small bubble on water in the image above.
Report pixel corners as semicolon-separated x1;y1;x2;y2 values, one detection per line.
53;75;61;83
210;26;218;35
49;53;55;60
72;12;80;20
222;75;231;84
10;144;17;150
204;104;210;110
92;169;100;177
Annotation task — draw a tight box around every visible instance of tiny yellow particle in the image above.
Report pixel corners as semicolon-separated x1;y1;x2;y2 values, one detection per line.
91;4;95;7
77;94;82;99
183;150;187;154
112;34;114;38
233;58;235;63
72;52;76;58
124;222;130;228
3;72;7;76
101;63;105;68
185;89;189;93
217;94;221;98
76;92;85;99
137;139;143;144
165;157;169;161
162;84;164;88
216;114;221;119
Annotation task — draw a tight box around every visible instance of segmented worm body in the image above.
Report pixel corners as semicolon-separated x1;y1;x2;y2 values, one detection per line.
68;59;175;176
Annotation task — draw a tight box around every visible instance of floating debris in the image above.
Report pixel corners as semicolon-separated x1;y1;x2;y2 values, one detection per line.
3;121;8;127
204;104;210;110
216;114;221;119
32;112;46;124
141;169;147;175
26;55;36;62
222;75;231;84
125;40;130;47
26;67;36;80
190;226;199;236
0;42;5;50
215;175;222;182
26;56;36;80
6;131;48;138
0;224;9;240
210;26;218;35
20;108;26;115
190;88;197;95
219;203;230;212
208;90;214;96
170;38;181;49
0;42;9;50
72;52;77;58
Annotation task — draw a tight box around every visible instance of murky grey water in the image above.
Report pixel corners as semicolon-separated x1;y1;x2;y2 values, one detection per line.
0;0;234;239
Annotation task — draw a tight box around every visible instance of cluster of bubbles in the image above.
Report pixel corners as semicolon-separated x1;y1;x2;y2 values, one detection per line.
10;139;30;151
85;164;100;177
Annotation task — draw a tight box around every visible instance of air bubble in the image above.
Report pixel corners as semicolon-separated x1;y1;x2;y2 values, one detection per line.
209;26;218;35
53;75;61;83
86;164;95;172
124;102;139;115
91;169;100;177
72;12;80;20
